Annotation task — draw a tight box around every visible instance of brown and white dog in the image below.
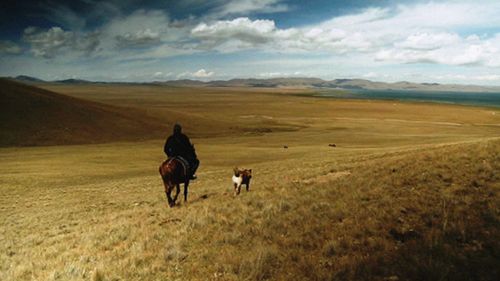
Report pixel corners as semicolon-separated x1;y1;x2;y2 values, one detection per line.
232;167;252;195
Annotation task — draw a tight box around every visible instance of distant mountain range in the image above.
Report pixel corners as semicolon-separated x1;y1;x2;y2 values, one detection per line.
13;75;47;83
7;76;92;84
158;77;500;92
6;75;500;93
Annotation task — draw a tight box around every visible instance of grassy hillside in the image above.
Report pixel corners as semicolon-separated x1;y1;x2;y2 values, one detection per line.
1;84;499;280
0;79;168;146
0;136;498;281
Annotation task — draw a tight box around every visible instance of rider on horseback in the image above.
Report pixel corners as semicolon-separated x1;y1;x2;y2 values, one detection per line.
164;123;199;180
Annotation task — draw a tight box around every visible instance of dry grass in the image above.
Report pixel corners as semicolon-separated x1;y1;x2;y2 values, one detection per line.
0;79;168;146
1;85;499;280
39;83;500;141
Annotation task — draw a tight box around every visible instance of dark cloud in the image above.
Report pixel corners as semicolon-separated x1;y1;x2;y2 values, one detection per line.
76;31;101;54
115;29;161;48
212;0;290;18
0;40;22;55
0;0;137;38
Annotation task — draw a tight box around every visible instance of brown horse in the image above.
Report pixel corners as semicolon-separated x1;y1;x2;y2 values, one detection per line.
159;157;190;207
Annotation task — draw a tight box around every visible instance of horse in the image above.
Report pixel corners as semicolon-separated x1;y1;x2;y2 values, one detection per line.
159;157;190;207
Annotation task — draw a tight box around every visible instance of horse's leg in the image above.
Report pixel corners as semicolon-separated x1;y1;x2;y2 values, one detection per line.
162;178;170;206
184;180;189;202
246;182;250;192
237;183;241;195
173;184;180;204
166;184;174;207
234;183;238;196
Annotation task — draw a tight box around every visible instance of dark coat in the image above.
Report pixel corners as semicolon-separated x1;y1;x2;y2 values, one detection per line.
164;132;197;161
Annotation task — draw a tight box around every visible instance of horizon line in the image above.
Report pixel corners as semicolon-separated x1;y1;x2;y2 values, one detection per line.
5;75;500;89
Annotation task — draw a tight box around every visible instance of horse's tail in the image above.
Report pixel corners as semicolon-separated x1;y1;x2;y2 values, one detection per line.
159;160;172;183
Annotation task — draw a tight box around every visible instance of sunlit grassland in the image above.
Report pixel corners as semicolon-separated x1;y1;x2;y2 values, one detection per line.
1;85;499;280
39;84;500;140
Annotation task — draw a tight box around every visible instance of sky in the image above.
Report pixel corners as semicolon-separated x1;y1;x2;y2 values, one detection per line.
1;0;500;85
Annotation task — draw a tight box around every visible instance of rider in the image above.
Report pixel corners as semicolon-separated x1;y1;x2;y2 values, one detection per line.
164;123;199;180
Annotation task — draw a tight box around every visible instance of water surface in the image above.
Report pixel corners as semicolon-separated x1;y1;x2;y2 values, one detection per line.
317;89;500;108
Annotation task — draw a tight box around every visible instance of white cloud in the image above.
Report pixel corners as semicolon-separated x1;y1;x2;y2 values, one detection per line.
23;26;74;58
153;71;174;79
92;9;197;58
177;69;215;79
258;71;304;78
395;32;461;50
362;72;378;78
189;1;500;69
20;9;196;60
376;34;500;67
193;69;215;78
192;17;276;47
394;1;500;29
5;1;500;85
473;74;500;81
100;10;170;49
322;7;390;27
22;26;99;58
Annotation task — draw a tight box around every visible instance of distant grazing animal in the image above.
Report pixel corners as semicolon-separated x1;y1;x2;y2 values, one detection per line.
232;167;252;196
328;143;337;147
159;157;191;207
283;145;288;149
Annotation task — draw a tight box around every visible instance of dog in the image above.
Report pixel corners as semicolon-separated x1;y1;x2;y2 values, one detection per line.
232;167;252;196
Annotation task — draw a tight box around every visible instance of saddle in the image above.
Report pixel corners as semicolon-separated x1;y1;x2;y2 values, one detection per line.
171;156;190;177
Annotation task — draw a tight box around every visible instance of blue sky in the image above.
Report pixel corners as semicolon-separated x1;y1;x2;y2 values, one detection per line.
1;0;500;85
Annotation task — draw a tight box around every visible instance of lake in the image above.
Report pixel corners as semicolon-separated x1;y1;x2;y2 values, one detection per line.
317;89;500;108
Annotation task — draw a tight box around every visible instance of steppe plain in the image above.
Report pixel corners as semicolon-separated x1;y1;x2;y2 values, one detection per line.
1;82;499;280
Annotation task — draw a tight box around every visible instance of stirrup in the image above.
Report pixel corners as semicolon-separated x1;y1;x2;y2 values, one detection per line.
190;174;197;180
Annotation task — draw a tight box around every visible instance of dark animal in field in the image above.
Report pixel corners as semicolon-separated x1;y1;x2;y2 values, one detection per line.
232;167;252;196
283;145;288;149
159;157;190;207
329;143;337;147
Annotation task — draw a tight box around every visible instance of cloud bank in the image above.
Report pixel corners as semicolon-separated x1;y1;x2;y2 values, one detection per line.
1;0;500;84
